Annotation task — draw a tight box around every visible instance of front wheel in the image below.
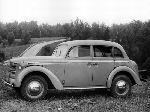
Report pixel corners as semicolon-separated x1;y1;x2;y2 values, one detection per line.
111;75;132;98
20;75;48;101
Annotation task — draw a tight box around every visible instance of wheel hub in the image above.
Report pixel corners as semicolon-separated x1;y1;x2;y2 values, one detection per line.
27;81;43;97
115;80;129;95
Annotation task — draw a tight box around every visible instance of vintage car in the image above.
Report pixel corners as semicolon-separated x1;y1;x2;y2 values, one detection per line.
3;40;142;101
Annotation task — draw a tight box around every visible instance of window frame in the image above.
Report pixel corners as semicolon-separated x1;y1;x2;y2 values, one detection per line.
92;45;113;59
66;45;92;59
113;47;124;59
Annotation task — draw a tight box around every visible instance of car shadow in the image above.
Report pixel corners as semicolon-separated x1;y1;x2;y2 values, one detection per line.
45;88;110;100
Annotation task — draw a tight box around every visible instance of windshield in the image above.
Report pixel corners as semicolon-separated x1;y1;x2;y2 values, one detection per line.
52;44;68;57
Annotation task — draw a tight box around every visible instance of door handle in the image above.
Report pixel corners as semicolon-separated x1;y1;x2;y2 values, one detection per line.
92;62;98;66
87;62;92;68
87;62;98;67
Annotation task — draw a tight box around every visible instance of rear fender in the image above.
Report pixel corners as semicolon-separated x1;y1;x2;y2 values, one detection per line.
107;66;142;88
17;66;63;90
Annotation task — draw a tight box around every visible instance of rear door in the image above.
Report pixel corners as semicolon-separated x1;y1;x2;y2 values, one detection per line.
92;45;115;86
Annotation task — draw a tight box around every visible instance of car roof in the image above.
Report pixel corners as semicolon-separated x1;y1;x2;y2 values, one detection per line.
59;40;128;59
60;40;121;48
36;39;66;47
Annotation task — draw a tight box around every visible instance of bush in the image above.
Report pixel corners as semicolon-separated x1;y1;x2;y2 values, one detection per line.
142;57;150;70
21;30;31;45
0;35;2;44
0;50;5;62
7;32;15;45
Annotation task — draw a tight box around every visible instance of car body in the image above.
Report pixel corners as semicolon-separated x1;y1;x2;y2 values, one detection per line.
3;40;142;101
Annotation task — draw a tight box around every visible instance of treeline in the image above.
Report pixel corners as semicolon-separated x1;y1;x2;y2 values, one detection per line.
0;18;150;69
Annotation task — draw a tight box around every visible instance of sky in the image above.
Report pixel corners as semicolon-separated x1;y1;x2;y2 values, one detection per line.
0;0;150;26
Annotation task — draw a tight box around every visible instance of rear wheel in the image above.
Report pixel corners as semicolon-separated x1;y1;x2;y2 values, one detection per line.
20;75;48;101
111;75;132;98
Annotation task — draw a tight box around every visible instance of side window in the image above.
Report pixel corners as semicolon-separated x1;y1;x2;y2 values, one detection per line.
68;46;78;58
93;45;112;57
37;45;52;56
114;47;123;58
78;45;90;57
68;45;90;58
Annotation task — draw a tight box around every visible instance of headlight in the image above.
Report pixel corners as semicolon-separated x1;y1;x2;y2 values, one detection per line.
3;60;10;66
18;66;22;70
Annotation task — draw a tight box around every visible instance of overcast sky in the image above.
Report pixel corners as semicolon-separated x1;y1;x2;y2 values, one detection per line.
0;0;150;26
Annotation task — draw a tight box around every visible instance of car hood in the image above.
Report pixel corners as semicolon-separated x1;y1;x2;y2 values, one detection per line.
7;56;64;65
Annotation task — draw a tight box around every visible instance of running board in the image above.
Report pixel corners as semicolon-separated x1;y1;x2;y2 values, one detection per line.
64;86;106;90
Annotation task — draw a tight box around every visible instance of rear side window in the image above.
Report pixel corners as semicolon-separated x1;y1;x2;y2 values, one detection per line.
68;45;90;58
114;47;123;58
93;45;112;57
37;45;52;56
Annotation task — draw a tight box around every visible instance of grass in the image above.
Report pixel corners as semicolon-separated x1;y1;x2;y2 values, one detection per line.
0;64;150;112
2;45;30;59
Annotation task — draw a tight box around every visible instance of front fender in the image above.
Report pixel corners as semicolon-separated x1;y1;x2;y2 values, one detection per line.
107;66;143;88
16;66;63;90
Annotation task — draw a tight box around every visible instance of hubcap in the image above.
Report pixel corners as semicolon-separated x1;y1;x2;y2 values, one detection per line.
115;80;129;95
27;81;44;97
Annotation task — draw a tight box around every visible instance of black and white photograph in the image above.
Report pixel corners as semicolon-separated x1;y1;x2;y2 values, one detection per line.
0;0;150;111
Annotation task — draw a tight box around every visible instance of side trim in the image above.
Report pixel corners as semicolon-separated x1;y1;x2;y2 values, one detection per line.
107;66;143;88
64;86;106;90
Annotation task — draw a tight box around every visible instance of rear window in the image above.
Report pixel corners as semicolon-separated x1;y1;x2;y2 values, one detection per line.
37;41;63;56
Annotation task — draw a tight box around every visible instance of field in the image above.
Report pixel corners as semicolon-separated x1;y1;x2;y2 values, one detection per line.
0;37;66;59
0;64;150;112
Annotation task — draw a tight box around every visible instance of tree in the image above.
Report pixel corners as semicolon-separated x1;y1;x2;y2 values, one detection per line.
0;35;2;44
0;50;5;62
70;18;91;40
91;23;107;40
7;32;15;45
21;30;31;44
62;23;72;38
104;27;110;41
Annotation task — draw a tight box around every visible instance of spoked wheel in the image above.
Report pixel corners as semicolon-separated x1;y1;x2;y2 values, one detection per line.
20;75;48;101
111;75;132;98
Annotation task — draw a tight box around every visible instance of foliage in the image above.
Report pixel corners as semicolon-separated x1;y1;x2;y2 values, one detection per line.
0;35;2;43
1;19;150;68
7;32;15;45
21;30;31;44
0;50;5;62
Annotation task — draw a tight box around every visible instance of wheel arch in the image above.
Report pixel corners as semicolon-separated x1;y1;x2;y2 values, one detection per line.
107;66;142;88
18;66;63;90
21;71;55;89
112;71;136;85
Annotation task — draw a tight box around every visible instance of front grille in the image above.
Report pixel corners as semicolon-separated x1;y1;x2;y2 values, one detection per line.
9;62;17;74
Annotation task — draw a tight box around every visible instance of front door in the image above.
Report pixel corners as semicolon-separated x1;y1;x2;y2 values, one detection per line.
64;45;93;88
92;45;115;86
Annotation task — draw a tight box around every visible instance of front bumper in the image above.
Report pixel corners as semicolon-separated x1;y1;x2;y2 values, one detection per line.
2;79;14;88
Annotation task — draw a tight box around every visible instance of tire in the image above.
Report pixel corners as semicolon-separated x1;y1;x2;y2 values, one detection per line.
20;75;48;101
111;75;132;98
